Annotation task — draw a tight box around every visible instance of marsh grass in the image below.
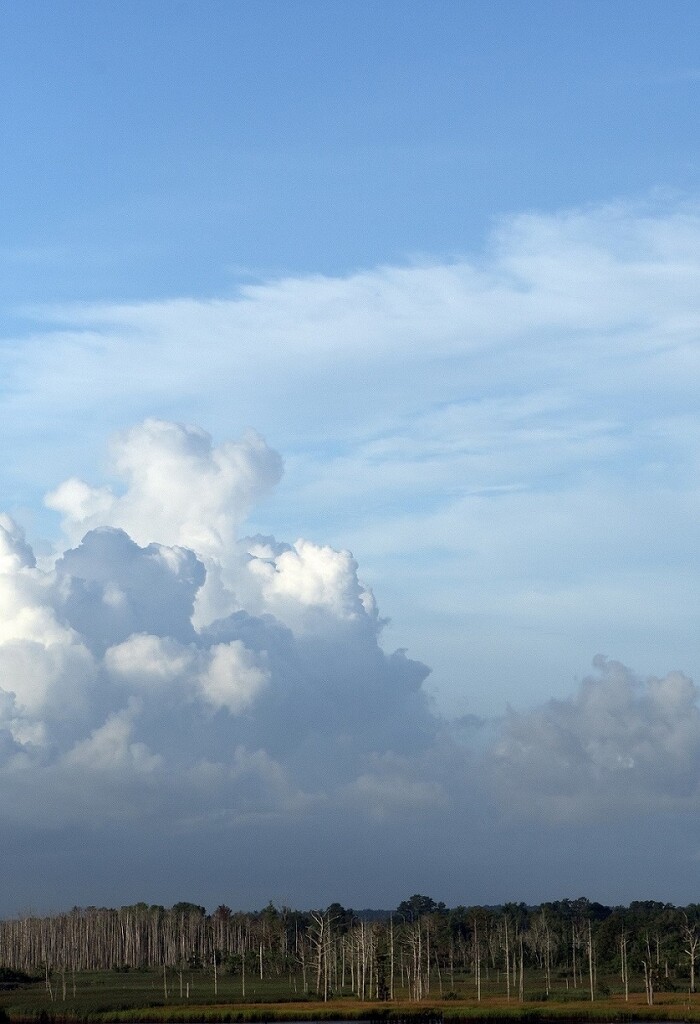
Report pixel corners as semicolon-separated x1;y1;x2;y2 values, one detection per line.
3;969;700;1024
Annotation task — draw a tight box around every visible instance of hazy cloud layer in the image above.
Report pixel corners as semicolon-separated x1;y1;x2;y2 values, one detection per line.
0;421;698;912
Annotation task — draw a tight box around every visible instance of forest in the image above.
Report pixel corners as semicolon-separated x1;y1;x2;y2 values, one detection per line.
2;895;700;1008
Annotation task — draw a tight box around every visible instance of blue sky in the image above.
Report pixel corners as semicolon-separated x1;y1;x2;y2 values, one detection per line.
2;1;699;305
0;1;699;912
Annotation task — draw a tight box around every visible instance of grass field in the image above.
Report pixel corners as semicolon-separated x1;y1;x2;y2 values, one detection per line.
2;968;699;1023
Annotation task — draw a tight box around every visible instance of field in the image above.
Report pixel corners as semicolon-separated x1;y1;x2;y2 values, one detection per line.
2;968;700;1024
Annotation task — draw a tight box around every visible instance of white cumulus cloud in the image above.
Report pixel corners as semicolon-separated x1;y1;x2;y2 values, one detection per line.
0;420;436;854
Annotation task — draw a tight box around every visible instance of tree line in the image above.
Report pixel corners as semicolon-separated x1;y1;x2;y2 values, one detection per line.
1;895;700;1004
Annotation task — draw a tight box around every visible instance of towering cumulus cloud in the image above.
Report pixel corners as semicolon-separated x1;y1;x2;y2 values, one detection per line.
1;421;435;840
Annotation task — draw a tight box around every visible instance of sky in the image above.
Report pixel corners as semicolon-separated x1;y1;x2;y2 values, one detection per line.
0;0;699;915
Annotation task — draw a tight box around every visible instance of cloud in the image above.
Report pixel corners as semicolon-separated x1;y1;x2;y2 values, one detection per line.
0;421;436;849
197;641;269;714
246;537;378;632
64;702;162;775
46;418;286;627
489;656;700;821
1;200;697;724
0;196;699;907
46;417;282;561
55;527;205;652
0;417;697;914
10;199;699;475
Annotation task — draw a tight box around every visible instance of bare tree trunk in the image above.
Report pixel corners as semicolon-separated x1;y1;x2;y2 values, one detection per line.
642;960;654;1005
435;947;443;997
504;918;510;1002
621;930;629;1001
473;918;481;1002
683;915;698;994
518;936;524;1003
45;961;54;1002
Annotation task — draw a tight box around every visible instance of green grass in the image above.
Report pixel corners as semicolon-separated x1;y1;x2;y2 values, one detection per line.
1;968;698;1024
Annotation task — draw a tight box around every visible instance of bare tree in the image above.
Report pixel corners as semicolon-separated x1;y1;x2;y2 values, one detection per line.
683;914;699;993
